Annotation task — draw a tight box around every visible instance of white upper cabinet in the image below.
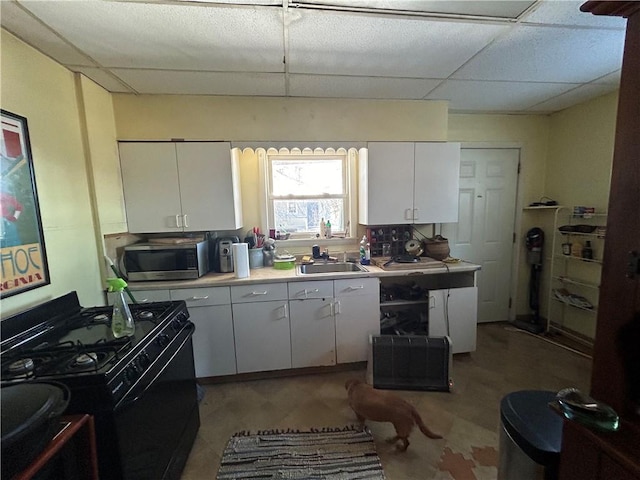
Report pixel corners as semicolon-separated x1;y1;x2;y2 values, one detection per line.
360;142;460;225
119;141;243;233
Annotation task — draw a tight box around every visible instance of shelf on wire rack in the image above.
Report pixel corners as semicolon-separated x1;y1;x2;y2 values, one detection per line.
552;276;600;289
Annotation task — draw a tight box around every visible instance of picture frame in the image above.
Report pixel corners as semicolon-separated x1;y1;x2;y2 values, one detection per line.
1;109;50;298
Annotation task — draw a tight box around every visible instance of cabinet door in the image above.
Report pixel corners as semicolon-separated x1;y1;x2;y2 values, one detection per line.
289;298;336;368
171;287;235;377
429;286;477;354
176;142;242;231
335;277;380;363
119;142;182;233
189;304;236;377
361;142;415;225
233;300;291;373
414;142;460;223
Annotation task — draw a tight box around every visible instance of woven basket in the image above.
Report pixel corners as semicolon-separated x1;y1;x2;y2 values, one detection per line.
423;235;450;260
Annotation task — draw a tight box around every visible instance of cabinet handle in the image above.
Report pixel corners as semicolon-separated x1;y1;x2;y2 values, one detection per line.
175;214;182;228
347;285;364;291
334;300;341;315
188;296;209;301
405;208;412;220
250;291;268;295
303;288;319;297
280;303;288;319
429;295;435;309
183;214;189;228
413;208;419;220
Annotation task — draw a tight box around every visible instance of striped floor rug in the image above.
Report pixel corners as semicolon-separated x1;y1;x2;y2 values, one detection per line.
216;425;386;479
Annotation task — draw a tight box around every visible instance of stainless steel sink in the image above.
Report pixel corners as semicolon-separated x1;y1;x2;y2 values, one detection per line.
297;262;367;275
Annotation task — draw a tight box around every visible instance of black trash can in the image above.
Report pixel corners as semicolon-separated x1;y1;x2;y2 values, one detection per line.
498;390;563;480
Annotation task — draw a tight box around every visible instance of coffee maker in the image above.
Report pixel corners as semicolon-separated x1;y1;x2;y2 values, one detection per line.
211;236;239;273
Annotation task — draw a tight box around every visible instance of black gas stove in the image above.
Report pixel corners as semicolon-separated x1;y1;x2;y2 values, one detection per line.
0;291;200;480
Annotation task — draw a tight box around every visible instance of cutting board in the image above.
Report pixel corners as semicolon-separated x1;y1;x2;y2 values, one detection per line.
372;256;445;270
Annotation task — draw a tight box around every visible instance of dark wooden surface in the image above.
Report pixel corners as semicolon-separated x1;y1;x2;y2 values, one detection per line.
559;2;640;479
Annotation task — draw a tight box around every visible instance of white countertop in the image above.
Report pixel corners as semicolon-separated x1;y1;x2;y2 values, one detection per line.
125;260;481;291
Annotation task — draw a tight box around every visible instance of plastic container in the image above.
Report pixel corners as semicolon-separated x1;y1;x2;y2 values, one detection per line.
107;278;135;338
249;248;264;268
273;255;295;270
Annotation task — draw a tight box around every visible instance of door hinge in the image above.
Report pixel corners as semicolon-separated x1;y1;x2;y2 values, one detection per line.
517;162;521;174
509;297;512;308
513;232;516;243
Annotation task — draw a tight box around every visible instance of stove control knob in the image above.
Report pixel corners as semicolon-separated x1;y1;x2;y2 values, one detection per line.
156;333;170;347
123;365;138;386
137;352;151;370
171;319;182;331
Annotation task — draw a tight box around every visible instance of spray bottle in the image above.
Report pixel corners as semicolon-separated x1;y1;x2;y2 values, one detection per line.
107;278;135;338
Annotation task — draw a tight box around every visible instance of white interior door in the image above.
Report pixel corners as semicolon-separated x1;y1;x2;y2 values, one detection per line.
441;148;519;323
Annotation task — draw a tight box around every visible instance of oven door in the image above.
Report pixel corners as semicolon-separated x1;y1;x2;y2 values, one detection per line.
113;323;199;480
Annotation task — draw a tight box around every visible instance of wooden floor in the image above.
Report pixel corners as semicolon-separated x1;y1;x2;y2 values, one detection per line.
181;323;592;480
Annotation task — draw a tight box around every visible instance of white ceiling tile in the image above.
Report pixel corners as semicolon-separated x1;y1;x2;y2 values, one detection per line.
526;82;619;112
521;0;627;28
592;71;621;85
288;74;441;99
287;10;509;77
109;69;286;96
0;1;96;66
296;1;535;19
74;67;135;93
18;1;285;71
452;24;625;83
425;79;578;112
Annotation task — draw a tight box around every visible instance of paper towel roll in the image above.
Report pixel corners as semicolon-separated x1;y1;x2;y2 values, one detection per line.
233;243;250;278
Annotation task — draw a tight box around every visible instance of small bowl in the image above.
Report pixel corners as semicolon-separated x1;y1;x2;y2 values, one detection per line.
273;255;296;270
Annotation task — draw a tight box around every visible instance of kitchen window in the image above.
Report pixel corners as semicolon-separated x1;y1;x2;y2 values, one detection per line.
255;147;360;241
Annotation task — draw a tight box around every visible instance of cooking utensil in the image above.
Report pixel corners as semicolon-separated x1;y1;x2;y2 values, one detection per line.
1;382;70;478
404;239;424;256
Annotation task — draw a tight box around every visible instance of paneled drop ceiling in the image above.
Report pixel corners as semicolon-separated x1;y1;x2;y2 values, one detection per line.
0;0;628;114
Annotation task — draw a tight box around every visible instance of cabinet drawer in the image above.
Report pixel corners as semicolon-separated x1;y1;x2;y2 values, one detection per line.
231;282;288;303
125;289;171;304
170;287;231;307
334;278;379;297
288;280;333;299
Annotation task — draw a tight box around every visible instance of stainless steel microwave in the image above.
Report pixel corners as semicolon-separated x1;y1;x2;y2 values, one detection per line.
123;241;209;281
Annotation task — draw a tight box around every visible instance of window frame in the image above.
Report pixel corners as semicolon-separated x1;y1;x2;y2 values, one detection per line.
257;148;358;245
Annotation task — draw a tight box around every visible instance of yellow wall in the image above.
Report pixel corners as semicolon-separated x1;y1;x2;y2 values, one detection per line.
112;95;448;142
543;91;618;338
0;30;105;315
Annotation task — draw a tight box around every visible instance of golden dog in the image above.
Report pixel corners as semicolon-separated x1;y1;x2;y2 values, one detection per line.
345;378;442;451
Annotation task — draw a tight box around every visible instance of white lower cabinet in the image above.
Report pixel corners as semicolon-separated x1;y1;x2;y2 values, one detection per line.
231;283;291;374
288;281;336;368
334;278;380;363
428;286;477;354
170;287;236;378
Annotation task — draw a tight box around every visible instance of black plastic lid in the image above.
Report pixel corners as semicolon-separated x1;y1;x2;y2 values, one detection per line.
500;390;563;466
1;383;69;447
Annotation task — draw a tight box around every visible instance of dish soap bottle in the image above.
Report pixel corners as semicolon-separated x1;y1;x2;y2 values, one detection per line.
107;278;135;338
326;219;332;238
359;235;370;265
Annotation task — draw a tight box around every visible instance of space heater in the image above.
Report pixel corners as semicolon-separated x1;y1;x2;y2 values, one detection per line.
367;335;452;392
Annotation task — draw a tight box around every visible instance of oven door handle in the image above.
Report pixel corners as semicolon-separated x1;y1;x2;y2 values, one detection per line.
115;323;195;411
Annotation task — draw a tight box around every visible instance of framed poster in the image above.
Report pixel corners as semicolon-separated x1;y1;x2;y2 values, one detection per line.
1;110;50;298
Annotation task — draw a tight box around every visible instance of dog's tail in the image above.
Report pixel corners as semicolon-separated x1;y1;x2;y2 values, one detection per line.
411;406;443;439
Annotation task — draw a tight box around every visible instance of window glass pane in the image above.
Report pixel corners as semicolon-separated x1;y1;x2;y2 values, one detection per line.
273;199;344;233
271;159;343;196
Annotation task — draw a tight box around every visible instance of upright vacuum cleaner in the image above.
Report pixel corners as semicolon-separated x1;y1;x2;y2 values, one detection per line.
514;227;545;334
